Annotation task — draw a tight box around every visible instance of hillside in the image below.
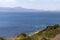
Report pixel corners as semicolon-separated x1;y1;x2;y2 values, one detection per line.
11;24;60;40
0;7;40;12
1;24;60;40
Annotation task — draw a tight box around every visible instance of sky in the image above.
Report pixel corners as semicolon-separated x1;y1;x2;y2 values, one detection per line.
0;0;60;11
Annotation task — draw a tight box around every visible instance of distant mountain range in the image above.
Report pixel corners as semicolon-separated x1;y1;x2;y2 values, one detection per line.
0;7;40;12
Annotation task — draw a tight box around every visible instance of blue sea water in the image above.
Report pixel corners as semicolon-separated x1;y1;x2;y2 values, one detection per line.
0;12;60;38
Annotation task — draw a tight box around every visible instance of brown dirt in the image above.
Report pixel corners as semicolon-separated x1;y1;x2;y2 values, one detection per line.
51;34;60;40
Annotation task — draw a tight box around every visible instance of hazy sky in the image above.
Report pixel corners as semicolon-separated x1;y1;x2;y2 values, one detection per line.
0;0;60;10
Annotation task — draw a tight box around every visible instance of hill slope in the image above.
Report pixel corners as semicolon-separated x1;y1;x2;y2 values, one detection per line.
11;24;60;40
0;7;40;12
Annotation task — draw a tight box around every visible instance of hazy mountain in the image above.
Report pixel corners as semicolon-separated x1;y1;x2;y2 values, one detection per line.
0;7;40;12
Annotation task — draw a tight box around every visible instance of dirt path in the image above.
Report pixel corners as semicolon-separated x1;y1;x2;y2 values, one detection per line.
51;34;60;40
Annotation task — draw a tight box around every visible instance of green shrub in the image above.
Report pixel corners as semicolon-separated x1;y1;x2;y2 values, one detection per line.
0;38;4;40
41;37;47;40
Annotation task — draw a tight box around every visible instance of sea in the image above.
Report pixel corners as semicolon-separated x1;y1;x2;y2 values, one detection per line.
0;12;60;38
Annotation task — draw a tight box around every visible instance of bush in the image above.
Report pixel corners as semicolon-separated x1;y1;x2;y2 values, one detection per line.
41;37;47;40
20;33;27;37
0;38;4;40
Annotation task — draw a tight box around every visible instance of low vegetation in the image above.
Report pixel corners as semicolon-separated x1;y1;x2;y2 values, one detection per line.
0;38;4;40
1;24;60;40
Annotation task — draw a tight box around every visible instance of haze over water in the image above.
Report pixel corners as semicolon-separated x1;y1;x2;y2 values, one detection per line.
0;12;60;38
